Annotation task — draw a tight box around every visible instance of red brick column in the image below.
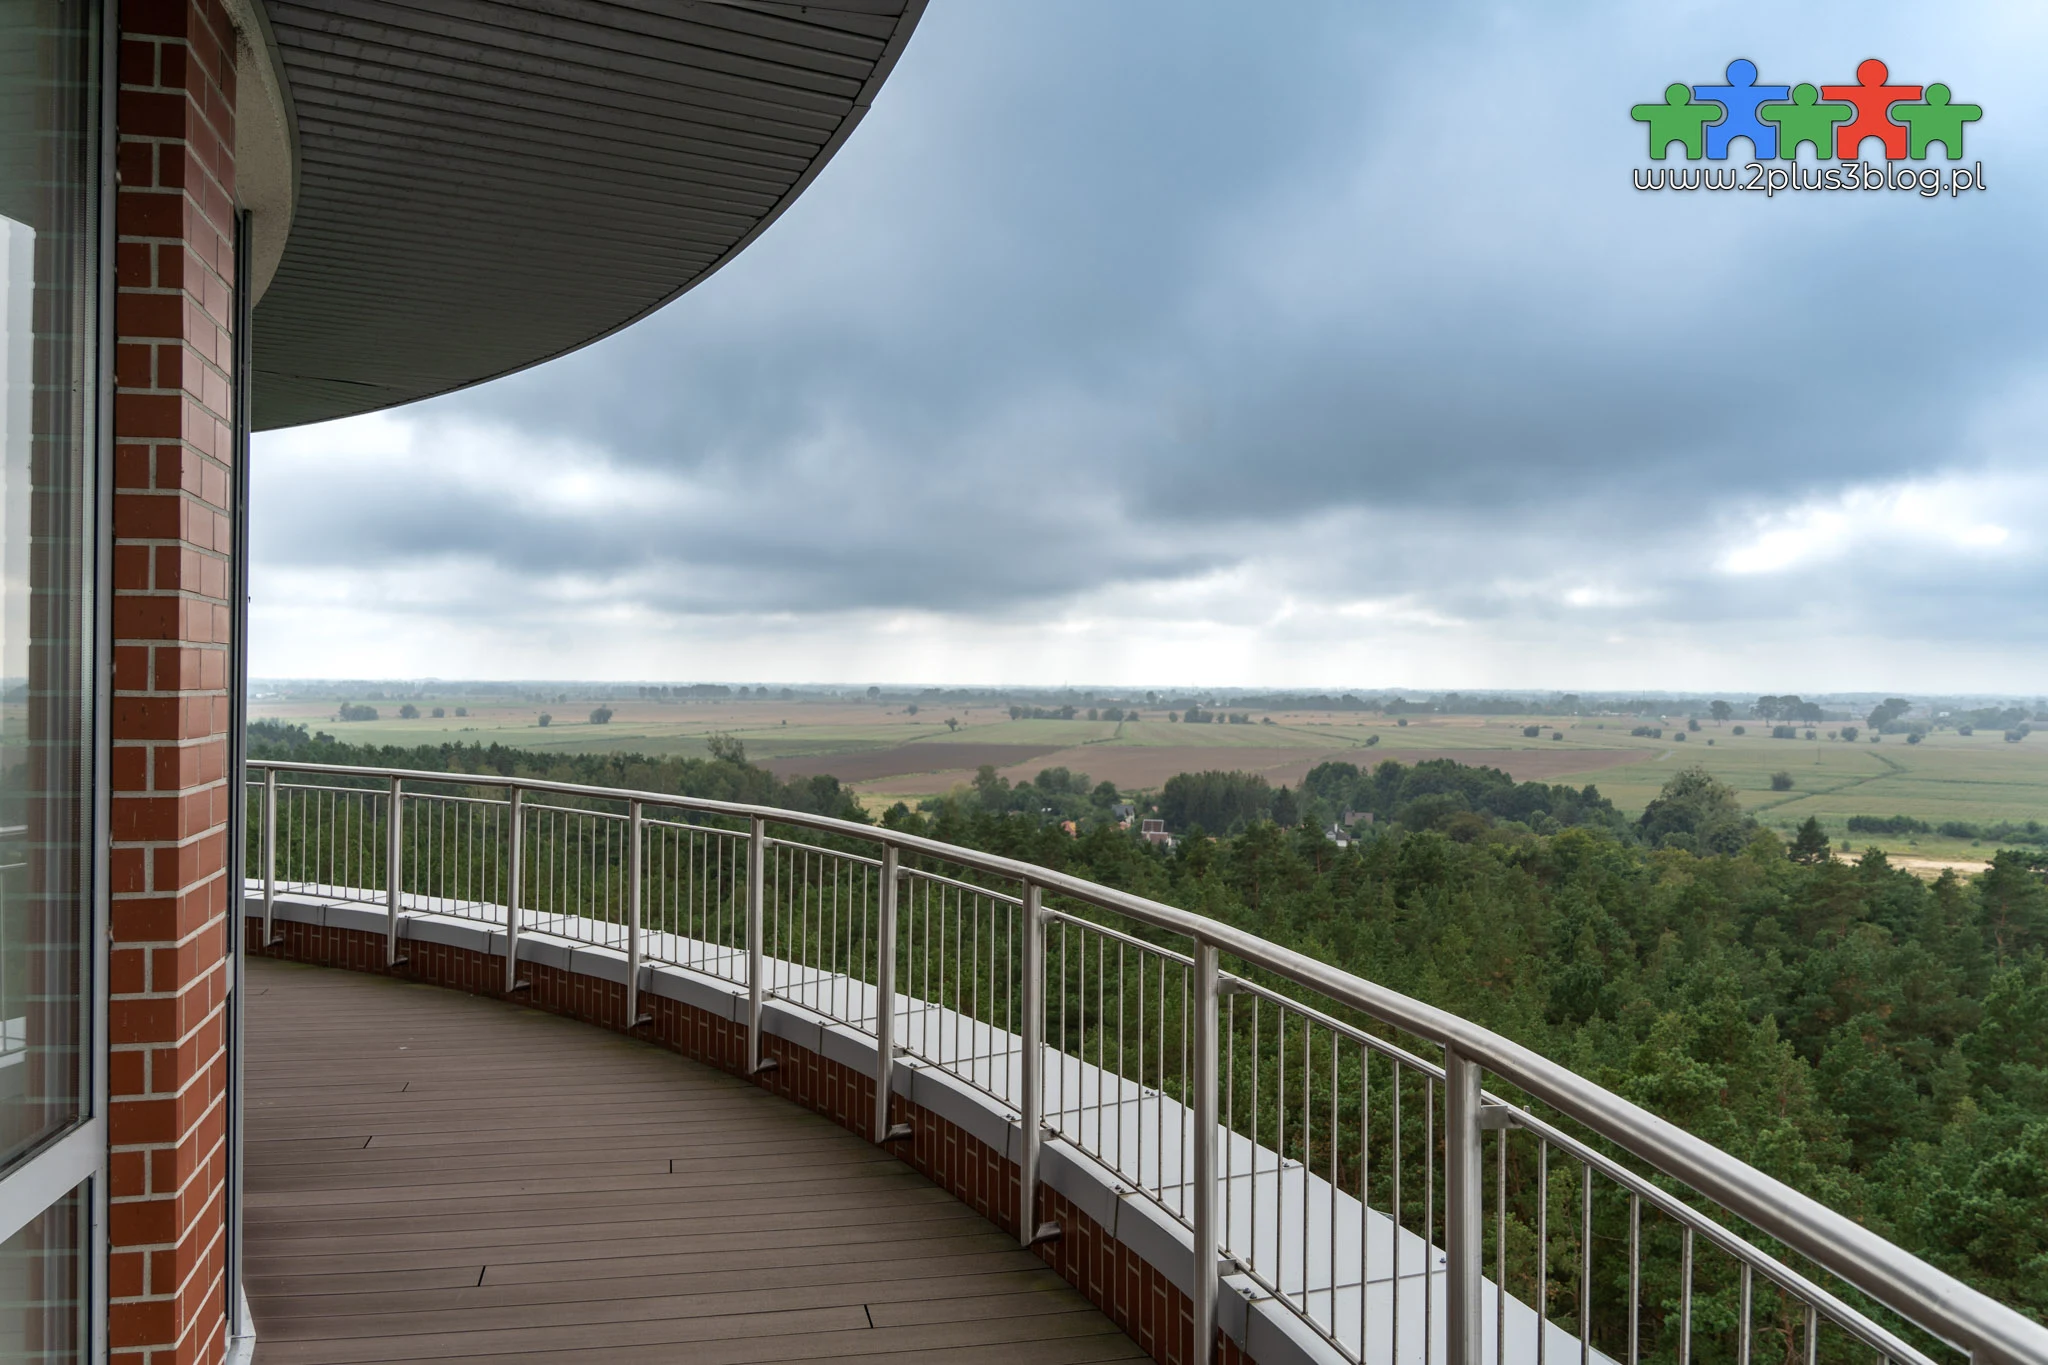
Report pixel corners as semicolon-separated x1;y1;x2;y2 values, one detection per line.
108;0;238;1360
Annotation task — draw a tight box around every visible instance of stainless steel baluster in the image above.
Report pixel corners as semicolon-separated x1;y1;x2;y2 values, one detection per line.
261;768;277;944
1392;1061;1403;1365
1536;1139;1548;1365
1496;1121;1506;1365
1191;936;1218;1365
1426;1075;1435;1365
1679;1226;1692;1365
1738;1263;1753;1365
1579;1164;1593;1365
625;799;645;1027
504;787;523;992
874;846;902;1142
1019;881;1047;1246
385;776;403;965
1328;1030;1338;1333
1445;1047;1483;1365
1303;1019;1312;1320
746;815;766;1074
1362;1042;1372;1360
1628;1193;1641;1365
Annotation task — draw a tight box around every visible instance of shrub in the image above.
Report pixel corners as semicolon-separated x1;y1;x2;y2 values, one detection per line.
1523;726;1541;738
1846;815;1932;835
1732;725;1746;735
1770;771;1794;791
337;702;377;722
431;707;445;718
589;706;614;725
1906;731;1922;745
454;707;468;717
399;703;419;719
1839;725;1859;740
1771;725;1796;739
537;713;552;727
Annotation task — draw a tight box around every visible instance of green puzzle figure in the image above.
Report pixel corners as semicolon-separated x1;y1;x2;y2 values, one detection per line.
1760;84;1851;160
1893;83;1982;159
1632;83;1716;160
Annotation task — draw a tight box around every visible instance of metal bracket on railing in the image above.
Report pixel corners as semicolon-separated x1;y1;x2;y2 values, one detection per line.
1025;1221;1062;1248
880;1122;913;1143
1478;1104;1522;1131
750;1058;779;1077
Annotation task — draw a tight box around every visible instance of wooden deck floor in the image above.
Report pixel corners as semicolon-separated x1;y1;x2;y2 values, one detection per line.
244;958;1146;1364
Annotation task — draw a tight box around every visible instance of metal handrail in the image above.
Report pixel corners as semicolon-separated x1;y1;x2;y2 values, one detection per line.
243;759;2048;1365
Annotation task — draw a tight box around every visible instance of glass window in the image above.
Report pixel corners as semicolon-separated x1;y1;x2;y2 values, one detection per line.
0;1184;84;1359
0;0;101;1171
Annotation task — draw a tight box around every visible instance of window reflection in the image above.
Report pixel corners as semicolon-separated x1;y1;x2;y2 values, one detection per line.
0;0;99;1171
0;1184;83;1359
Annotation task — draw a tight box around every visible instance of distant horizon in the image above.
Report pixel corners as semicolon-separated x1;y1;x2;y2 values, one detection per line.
248;678;2046;705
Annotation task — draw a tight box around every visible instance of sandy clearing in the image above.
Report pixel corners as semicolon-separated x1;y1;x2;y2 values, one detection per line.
1889;856;1993;880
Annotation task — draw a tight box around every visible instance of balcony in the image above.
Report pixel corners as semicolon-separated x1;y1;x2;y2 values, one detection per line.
238;761;2048;1365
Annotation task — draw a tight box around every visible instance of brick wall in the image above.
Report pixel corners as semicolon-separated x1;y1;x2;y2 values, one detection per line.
109;1;239;1361
250;919;1258;1365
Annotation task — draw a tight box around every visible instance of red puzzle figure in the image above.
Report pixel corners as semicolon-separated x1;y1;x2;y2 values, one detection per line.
1822;58;1921;159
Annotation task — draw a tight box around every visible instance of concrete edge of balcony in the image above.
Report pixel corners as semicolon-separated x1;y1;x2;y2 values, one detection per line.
242;888;1343;1365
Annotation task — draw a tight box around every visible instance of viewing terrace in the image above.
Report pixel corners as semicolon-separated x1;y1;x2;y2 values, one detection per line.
236;761;2048;1365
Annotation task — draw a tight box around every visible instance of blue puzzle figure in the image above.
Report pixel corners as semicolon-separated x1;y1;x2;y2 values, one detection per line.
1694;58;1790;159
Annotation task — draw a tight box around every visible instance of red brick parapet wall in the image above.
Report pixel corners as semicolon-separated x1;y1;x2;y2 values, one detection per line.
111;1;239;1361
251;917;1256;1365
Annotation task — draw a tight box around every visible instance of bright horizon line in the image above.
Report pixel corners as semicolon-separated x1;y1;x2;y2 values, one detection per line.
248;678;2042;702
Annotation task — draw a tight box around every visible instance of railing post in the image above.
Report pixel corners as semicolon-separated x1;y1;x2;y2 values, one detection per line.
626;799;646;1027
385;775;404;966
504;787;523;992
874;845;901;1143
260;767;276;945
1191;938;1220;1365
746;814;766;1074
1446;1046;1485;1365
1019;881;1047;1246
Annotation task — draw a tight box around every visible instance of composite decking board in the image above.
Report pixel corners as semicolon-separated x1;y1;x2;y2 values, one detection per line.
249;1225;1024;1286
246;959;1137;1364
252;1134;892;1175
244;1196;981;1251
248;1267;1072;1332
253;1305;1137;1365
251;1299;1109;1363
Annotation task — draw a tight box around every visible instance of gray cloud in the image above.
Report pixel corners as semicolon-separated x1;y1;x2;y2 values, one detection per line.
252;0;2048;683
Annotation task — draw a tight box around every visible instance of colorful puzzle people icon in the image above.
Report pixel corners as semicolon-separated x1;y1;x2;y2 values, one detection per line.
1632;59;1978;161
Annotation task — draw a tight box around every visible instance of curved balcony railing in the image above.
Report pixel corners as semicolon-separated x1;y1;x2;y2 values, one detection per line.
242;760;2048;1365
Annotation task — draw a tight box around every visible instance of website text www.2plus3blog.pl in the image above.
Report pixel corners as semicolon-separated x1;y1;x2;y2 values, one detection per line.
1635;160;1984;197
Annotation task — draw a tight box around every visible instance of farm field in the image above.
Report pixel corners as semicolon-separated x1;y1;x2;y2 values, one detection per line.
247;694;2048;861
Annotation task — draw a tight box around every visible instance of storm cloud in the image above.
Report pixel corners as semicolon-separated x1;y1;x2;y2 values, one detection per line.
251;1;2048;688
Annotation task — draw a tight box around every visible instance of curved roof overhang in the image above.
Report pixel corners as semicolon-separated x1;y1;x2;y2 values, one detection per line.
248;0;927;431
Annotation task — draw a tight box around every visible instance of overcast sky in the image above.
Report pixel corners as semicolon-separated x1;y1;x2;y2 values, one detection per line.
250;2;2048;692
